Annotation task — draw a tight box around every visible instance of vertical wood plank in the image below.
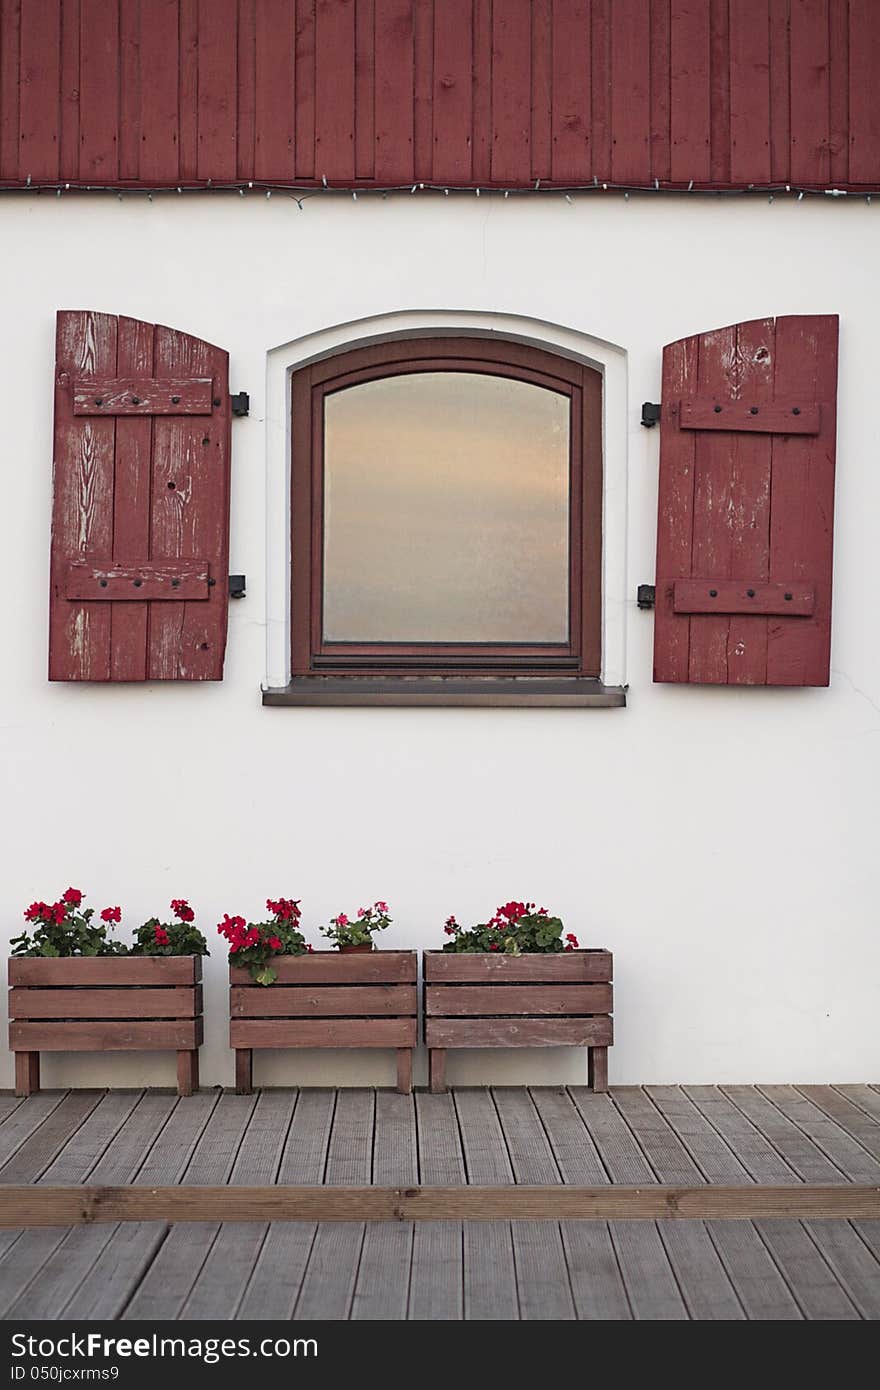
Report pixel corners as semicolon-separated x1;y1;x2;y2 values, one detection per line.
412;0;432;180
295;0;317;177
453;1089;513;1184
653;332;699;682
414;1092;465;1185
315;0;355;181
729;0;771;184
0;0;22;179
659;1220;745;1318
551;0;590;183
79;0;119;179
828;0;848;184
706;1220;804;1318
110;316;153;681
236;1223;317;1320
463;1221;519;1319
354;0;374;179
350;1222;413;1319
59;0;81;179
374;0;413;183
767;314;838;685
408;1222;462;1319
197;0;238;181
561;1221;631;1318
255;0;296;180
471;0;492;183
294;1222;365;1319
611;1221;689;1319
610;0;649;182
372;1091;417;1185
491;0;531;183
790;0;831;184
50;311;117;681
708;0;730;182
236;0;257;181
670;0;711;182
433;0;472;183
178;0;199;179
530;0;552;181
768;0;791;181
119;0;141;179
276;1091;334;1183
511;1221;576;1319
18;0;61;181
848;0;880;183
324;1089;374;1184
649;0;671;182
755;1219;861;1319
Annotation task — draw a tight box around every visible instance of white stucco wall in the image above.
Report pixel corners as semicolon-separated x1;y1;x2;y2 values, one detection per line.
1;190;878;1089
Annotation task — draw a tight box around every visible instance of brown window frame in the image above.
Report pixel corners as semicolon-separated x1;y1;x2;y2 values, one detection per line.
288;337;607;695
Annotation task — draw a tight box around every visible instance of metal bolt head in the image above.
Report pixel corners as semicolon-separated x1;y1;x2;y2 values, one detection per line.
792;407;801;416
749;407;759;415
713;405;722;414
709;588;718;597
784;592;793;601
171;395;180;405
131;396;141;405
133;578;143;588
213;397;221;407
94;398;103;406
747;588;756;597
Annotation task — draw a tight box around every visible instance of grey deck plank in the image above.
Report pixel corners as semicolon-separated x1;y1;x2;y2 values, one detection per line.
852;1219;880;1261
683;1086;801;1183
0;1094;67;1169
408;1222;462;1320
5;1224;118;1319
610;1221;689;1320
179;1223;269;1320
805;1220;880;1319
529;1088;609;1184
39;1092;142;1183
706;1221;803;1319
0;1098;24;1127
646;1086;753;1183
350;1222;414;1320
372;1090;418;1186
415;1092;466;1185
761;1086;880;1180
453;1089;514;1184
560;1221;631;1319
567;1090;655;1183
230;1090;297;1185
834;1085;880;1124
721;1086;848;1183
181;1092;258;1185
658;1221;745;1319
276;1090;336;1183
463;1222;518;1320
511;1220;575;1320
121;1223;219;1320
61;1225;169;1320
0;1228;74;1316
294;1223;365;1320
799;1086;880;1162
324;1090;374;1185
0;1092;103;1183
87;1093;179;1185
236;1223;317;1321
492;1089;562;1184
610;1088;705;1184
134;1092;220;1186
754;1220;861;1320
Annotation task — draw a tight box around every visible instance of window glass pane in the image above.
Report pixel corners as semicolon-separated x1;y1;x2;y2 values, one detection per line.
322;371;570;643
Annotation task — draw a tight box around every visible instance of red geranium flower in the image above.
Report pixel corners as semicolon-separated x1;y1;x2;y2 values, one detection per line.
62;888;83;906
24;901;46;922
154;925;170;946
50;902;66;925
267;897;300;922
101;906;122;924
171;899;195;922
268;936;282;951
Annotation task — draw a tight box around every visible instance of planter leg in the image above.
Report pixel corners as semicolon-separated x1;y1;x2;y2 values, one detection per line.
235;1048;253;1095
588;1045;608;1093
429;1048;447;1095
177;1050;199;1097
396;1048;412;1095
14;1051;39;1098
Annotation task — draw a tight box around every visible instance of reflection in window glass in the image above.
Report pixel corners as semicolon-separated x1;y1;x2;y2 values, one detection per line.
322;372;570;643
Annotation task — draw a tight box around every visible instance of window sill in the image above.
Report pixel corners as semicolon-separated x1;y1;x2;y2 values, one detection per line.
262;677;627;708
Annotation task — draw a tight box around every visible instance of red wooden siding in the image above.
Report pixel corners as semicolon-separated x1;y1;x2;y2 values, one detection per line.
50;312;232;682
653;315;838;687
0;1;877;191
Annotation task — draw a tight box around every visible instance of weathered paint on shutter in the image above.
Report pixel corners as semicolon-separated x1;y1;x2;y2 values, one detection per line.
50;311;232;681
654;315;838;687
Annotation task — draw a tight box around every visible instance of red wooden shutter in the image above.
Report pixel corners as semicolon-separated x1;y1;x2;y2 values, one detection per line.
50;311;232;681
654;315;838;687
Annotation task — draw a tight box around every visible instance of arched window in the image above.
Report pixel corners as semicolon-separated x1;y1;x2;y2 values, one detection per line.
288;337;612;703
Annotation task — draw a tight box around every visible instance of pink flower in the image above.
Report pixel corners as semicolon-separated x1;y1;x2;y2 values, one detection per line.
375;901;388;913
100;906;121;924
357;907;369;919
333;914;349;928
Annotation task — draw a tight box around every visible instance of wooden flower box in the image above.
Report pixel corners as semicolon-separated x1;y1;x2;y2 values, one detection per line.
424;949;613;1093
229;950;418;1094
8;956;203;1097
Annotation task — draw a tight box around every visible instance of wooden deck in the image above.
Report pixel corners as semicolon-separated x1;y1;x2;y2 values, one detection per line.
0;1084;878;1319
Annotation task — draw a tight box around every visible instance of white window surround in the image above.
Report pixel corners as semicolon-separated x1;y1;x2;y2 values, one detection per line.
264;310;628;693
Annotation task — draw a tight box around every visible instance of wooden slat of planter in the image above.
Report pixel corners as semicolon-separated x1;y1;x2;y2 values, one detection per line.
424;951;612;982
229;952;417;985
8;958;200;986
9;986;202;1020
230;1018;417;1049
10;1020;203;1051
230;984;417;1018
424;1017;613;1048
425;984;612;1016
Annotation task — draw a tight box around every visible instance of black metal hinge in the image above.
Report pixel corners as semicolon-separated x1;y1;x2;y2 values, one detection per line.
231;392;250;417
641;402;661;428
637;584;656;610
229;575;246;599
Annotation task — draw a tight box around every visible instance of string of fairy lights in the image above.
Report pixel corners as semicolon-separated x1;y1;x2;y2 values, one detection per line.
0;177;876;205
